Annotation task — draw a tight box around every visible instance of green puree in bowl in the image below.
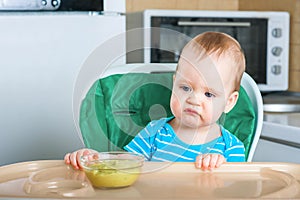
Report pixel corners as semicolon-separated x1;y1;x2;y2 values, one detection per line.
84;160;141;188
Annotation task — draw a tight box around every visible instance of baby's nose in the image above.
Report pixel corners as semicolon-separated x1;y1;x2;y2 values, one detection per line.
186;92;205;105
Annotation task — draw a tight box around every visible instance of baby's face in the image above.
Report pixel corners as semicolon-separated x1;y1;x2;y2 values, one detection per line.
170;53;235;129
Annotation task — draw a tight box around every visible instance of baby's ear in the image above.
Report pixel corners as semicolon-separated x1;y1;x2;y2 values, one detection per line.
224;91;239;113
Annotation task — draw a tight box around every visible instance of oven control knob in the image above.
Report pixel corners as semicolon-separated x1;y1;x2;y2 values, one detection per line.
41;0;47;6
272;28;282;38
271;65;281;75
271;47;283;56
51;0;59;7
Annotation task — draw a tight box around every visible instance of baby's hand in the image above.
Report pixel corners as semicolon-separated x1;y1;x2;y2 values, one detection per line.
195;154;225;171
64;148;98;170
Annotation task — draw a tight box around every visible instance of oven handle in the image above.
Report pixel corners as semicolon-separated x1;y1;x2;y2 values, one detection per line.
260;135;300;149
177;21;251;27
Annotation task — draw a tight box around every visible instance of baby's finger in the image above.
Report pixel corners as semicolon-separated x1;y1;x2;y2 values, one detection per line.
76;149;91;169
64;153;71;164
208;154;219;170
70;152;80;170
195;154;203;169
202;154;211;171
215;155;226;168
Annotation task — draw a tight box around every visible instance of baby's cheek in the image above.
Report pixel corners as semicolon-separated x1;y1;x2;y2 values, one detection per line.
170;95;182;118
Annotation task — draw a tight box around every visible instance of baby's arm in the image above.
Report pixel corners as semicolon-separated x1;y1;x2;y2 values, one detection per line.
194;154;226;171
64;148;98;170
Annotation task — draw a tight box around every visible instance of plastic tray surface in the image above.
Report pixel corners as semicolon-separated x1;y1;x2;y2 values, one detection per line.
0;160;299;199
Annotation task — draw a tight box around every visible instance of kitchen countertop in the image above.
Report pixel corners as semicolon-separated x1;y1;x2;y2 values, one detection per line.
264;112;300;128
261;91;300;145
252;112;300;163
252;92;300;163
261;112;300;148
263;92;300;113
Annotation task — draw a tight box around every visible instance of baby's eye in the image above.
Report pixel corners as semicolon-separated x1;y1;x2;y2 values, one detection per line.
205;92;215;98
180;85;192;92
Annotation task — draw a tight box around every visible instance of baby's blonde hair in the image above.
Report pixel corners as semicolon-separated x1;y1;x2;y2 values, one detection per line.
180;31;246;91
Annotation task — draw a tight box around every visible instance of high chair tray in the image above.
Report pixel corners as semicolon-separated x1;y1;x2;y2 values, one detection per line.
0;160;299;199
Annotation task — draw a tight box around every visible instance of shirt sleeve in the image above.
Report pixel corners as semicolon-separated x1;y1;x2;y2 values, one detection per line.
224;135;246;162
123;121;158;160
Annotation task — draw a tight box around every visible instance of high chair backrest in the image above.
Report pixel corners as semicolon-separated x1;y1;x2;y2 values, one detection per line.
79;63;263;161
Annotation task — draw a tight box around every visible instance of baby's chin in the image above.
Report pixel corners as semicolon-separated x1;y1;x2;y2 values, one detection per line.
179;118;203;129
180;116;217;129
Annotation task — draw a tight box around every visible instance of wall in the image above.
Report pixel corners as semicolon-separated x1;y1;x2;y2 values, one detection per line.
239;0;300;92
126;0;239;12
126;0;300;92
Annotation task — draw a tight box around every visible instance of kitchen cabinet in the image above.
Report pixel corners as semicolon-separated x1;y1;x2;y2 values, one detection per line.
252;112;300;163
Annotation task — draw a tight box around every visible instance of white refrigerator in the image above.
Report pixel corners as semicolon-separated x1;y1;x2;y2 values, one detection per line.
0;2;126;165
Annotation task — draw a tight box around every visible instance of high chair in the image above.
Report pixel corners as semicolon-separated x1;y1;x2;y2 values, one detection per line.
79;63;263;162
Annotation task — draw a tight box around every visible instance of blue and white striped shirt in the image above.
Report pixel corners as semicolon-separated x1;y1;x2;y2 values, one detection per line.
124;117;245;162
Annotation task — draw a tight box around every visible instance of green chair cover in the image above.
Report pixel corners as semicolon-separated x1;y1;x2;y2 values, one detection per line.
80;72;256;160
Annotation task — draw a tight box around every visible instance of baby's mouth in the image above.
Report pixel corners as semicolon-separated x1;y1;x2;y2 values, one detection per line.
184;108;199;116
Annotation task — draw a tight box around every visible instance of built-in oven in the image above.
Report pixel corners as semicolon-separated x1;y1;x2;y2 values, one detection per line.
126;10;290;92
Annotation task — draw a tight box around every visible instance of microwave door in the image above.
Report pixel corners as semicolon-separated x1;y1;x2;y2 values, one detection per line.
151;17;268;86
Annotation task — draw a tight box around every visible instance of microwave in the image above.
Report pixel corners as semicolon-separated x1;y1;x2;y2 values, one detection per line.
126;10;290;92
0;0;124;11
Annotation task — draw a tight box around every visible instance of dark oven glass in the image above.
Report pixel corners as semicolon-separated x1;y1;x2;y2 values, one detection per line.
150;17;267;84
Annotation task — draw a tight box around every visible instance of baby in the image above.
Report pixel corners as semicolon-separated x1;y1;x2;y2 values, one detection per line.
65;31;246;170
